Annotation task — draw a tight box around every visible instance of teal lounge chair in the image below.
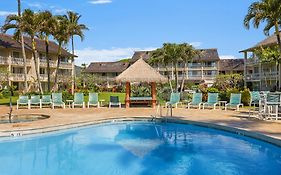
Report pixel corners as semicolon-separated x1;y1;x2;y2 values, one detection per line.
188;93;202;109
202;93;218;110
88;93;100;108
73;93;85;108
166;92;180;108
41;95;52;107
109;96;121;108
30;95;41;109
250;91;260;107
225;93;243;111
52;93;65;109
17;96;30;109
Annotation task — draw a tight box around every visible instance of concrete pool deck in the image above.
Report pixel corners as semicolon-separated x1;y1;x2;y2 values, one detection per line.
1;105;281;144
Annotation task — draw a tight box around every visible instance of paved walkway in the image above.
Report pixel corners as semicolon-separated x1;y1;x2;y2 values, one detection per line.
1;105;281;143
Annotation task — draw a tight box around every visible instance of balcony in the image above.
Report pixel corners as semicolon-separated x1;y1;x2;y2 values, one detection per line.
59;62;72;69
40;74;48;81
10;73;26;81
0;56;8;65
246;72;279;81
40;59;57;68
11;58;31;66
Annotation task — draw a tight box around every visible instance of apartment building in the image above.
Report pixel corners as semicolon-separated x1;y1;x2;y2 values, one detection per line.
219;59;244;75
85;61;129;81
240;33;281;91
131;49;220;86
86;48;221;86
0;33;74;91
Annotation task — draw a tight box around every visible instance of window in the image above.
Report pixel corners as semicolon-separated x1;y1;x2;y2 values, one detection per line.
40;68;46;75
12;52;20;58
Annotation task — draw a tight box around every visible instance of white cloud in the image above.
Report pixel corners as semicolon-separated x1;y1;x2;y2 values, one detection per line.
0;11;17;17
53;8;68;14
74;47;156;66
27;2;43;8
220;55;237;59
190;42;202;48
89;0;112;4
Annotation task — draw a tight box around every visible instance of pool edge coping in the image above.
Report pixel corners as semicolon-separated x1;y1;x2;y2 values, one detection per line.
0;116;281;147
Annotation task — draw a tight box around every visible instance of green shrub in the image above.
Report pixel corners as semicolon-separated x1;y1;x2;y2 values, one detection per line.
0;92;3;99
241;88;251;106
2;89;11;98
62;91;73;102
207;87;219;93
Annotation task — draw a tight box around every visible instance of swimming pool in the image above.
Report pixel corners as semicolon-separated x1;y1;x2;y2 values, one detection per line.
0;121;281;175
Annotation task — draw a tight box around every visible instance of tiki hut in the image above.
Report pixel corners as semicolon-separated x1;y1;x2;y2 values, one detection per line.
116;58;167;108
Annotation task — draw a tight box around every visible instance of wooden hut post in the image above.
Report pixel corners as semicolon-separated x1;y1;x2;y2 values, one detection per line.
151;82;156;108
125;82;130;108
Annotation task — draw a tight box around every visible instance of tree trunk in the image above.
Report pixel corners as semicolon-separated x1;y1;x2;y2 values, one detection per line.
18;0;28;93
164;65;173;92
274;23;281;90
31;38;43;94
71;36;75;95
180;62;187;93
53;43;62;92
45;37;51;92
174;62;178;92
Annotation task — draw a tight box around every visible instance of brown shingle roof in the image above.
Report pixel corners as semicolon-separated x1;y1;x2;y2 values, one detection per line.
85;61;130;73
131;48;220;62
219;59;244;71
0;33;74;57
240;32;281;52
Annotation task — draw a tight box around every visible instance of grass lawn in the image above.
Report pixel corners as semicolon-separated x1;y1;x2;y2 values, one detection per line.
0;96;18;106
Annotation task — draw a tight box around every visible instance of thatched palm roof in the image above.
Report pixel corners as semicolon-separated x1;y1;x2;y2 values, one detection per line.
116;58;167;83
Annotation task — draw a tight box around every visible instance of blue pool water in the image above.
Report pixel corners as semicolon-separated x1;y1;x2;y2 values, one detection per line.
0;121;281;175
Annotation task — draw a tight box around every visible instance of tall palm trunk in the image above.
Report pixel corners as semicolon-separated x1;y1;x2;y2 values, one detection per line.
53;43;62;92
71;36;75;95
180;62;187;93
274;23;281;90
174;62;178;92
17;0;28;93
31;38;43;94
45;36;51;92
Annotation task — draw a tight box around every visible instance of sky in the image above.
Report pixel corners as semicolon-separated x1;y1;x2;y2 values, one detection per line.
0;0;270;66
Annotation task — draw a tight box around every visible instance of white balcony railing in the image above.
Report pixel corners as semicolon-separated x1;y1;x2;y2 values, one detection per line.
40;59;57;68
246;72;279;81
10;73;25;81
59;62;72;69
11;57;31;66
0;56;8;64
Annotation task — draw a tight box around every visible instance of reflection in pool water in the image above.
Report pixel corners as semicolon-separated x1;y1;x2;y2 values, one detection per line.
0;122;281;175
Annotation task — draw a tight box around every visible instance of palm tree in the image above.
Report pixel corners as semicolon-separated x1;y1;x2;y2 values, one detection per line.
244;0;281;52
179;43;201;93
52;15;71;91
21;9;43;93
17;0;28;93
2;9;43;93
244;0;281;89
1;0;28;93
64;11;88;94
37;11;56;92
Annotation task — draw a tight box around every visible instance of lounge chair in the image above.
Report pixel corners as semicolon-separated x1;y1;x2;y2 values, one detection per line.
88;93;100;108
73;93;85;108
202;93;218;110
17;96;30;109
109;96;121;108
225;93;243;111
41;95;52;108
166;92;180;108
188;93;202;109
30;95;41;109
250;91;260;107
52;93;65;109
